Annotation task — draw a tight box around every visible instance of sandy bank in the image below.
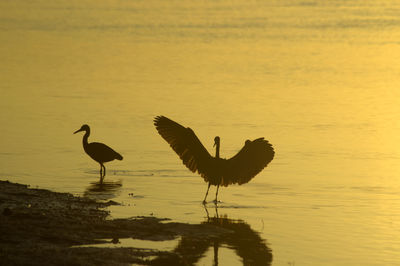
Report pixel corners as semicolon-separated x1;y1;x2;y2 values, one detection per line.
0;180;272;265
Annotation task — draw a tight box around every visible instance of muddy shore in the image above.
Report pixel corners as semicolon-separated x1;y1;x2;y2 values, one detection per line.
0;180;272;265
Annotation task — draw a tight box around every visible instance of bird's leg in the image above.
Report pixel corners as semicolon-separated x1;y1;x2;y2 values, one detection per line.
202;183;211;204
203;204;210;220
99;164;105;184
213;185;220;204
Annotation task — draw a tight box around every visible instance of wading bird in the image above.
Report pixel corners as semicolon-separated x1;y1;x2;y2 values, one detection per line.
74;124;123;182
154;116;275;204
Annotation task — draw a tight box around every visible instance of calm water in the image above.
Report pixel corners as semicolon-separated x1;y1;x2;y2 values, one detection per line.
1;0;400;265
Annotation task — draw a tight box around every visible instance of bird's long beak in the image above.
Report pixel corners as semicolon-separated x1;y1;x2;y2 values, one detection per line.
73;128;82;134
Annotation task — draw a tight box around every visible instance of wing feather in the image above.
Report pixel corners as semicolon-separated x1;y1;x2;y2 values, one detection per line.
87;142;123;162
223;138;274;185
154;116;214;178
154;116;274;186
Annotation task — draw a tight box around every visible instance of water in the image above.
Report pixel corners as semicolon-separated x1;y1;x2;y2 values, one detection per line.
1;0;400;265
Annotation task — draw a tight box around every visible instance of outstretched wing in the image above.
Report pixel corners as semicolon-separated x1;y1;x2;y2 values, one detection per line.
154;116;214;177
223;138;274;185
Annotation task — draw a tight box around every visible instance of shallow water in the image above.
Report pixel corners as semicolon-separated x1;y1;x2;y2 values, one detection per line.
1;0;400;265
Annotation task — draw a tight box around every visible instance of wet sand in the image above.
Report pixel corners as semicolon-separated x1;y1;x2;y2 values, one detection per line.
0;180;272;265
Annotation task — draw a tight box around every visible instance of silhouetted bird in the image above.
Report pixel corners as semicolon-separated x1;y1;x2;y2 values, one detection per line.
154;116;275;204
74;124;123;182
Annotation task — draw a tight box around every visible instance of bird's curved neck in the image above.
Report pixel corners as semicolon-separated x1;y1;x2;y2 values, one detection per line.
215;143;220;158
82;129;90;148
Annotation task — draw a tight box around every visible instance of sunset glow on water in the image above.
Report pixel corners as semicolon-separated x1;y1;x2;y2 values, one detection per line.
1;1;400;265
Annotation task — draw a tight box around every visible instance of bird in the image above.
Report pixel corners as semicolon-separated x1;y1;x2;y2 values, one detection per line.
74;124;123;182
154;116;275;204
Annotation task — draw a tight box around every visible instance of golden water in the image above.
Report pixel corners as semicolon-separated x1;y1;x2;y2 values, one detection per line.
1;1;400;265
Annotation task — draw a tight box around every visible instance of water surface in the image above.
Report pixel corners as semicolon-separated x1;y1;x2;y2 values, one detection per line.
1;1;400;265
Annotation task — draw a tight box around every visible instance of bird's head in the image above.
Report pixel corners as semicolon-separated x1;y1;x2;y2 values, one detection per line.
213;136;220;147
74;124;90;134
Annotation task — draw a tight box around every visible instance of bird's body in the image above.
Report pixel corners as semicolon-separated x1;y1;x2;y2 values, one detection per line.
154;116;275;203
74;125;123;182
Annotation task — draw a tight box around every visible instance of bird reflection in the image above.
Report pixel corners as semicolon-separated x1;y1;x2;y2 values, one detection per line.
74;124;123;183
154;116;275;204
152;206;272;266
201;208;272;266
83;180;122;201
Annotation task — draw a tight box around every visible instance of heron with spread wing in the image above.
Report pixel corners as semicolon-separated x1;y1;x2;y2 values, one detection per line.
154;116;275;204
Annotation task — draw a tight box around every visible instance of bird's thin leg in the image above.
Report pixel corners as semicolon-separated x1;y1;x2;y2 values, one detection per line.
100;164;105;184
203;204;210;220
203;183;211;204
213;185;220;204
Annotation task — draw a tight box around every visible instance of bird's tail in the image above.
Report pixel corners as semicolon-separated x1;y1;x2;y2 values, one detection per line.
116;153;123;160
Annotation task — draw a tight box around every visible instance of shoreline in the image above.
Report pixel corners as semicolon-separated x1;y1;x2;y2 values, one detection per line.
0;180;272;265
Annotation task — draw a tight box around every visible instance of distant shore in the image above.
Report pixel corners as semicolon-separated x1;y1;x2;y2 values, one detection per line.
0;180;272;265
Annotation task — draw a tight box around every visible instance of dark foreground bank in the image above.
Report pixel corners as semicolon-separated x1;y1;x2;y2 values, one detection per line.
0;180;272;265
